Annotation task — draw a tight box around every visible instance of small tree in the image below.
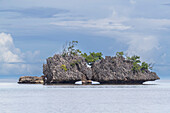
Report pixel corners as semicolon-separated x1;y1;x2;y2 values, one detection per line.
127;55;153;73
141;62;149;70
140;62;149;73
127;55;141;73
141;62;154;72
81;52;103;66
116;51;124;57
62;41;81;56
132;62;141;73
129;55;141;63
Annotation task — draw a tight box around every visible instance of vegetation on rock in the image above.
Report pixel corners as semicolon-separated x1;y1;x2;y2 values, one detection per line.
126;55;153;73
61;40;154;73
127;55;141;63
61;40;103;66
60;64;68;71
81;52;103;66
62;41;81;57
116;51;124;57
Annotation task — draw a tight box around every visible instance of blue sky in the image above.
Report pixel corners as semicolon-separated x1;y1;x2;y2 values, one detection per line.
0;0;170;78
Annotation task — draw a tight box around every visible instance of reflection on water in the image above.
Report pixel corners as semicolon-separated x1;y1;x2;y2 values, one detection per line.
0;80;170;113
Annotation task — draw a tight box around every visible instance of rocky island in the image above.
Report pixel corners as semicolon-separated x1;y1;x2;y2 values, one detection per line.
18;41;160;85
18;76;44;84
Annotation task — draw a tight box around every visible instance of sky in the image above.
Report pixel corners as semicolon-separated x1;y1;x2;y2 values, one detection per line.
0;0;170;78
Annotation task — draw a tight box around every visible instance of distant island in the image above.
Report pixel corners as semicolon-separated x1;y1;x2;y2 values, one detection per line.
18;41;160;85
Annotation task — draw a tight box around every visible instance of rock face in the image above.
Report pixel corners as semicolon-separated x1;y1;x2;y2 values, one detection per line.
18;76;44;84
43;54;92;84
91;56;160;84
43;54;159;84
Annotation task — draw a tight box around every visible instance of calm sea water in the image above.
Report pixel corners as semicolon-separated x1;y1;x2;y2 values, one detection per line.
0;79;170;113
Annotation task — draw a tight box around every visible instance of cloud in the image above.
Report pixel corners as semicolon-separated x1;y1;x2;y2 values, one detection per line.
95;30;161;63
126;35;160;53
0;33;23;63
51;10;170;64
126;35;160;62
51;9;170;32
129;18;170;31
0;33;41;75
0;7;69;18
51;11;131;31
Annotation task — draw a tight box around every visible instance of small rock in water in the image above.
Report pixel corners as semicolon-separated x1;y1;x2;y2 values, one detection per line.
18;76;44;84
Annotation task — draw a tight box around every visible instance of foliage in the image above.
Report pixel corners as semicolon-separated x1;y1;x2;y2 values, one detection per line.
127;55;141;73
127;55;141;63
141;62;149;70
48;57;52;59
141;62;154;72
127;55;154;73
81;52;103;66
116;51;124;57
59;41;154;73
132;62;141;73
62;41;81;56
60;65;68;71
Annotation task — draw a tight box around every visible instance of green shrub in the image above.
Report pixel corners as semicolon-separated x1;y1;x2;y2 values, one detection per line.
132;62;141;73
127;55;141;73
81;52;103;66
141;62;149;70
129;56;153;73
60;65;68;71
128;55;141;63
116;51;124;57
126;55;142;73
141;62;154;72
48;57;52;59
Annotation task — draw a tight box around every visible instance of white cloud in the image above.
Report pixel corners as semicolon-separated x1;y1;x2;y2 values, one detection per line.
51;11;131;31
127;35;159;54
126;35;160;62
0;33;40;75
51;10;170;64
96;30;161;63
0;33;23;63
129;18;170;31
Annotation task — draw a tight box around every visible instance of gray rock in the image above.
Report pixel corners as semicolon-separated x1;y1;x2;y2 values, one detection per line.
18;76;44;84
91;56;160;84
43;54;159;84
43;54;92;84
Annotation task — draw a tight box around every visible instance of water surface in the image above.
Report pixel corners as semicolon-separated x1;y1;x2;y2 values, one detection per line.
0;80;170;113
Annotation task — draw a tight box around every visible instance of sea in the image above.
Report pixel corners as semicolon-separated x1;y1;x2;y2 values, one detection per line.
0;79;170;113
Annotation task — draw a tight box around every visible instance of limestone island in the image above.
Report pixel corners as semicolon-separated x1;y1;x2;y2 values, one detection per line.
18;41;160;85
